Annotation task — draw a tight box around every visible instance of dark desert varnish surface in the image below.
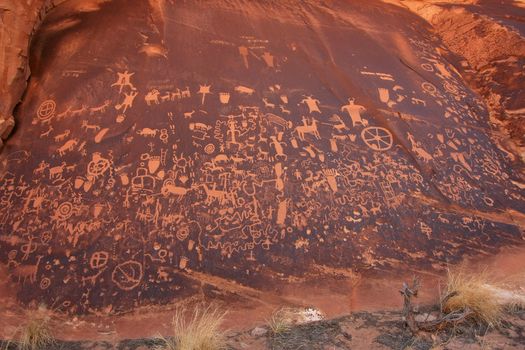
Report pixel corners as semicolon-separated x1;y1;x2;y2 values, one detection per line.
0;0;524;339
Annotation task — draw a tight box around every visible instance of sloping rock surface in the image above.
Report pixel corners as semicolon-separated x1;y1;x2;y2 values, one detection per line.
0;0;524;314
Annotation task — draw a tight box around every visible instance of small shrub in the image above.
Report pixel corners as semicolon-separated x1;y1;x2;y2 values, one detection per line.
157;304;227;350
442;269;503;327
266;308;295;335
5;305;54;350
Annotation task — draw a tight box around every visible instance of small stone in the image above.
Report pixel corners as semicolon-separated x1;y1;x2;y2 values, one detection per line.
414;313;437;322
251;326;268;337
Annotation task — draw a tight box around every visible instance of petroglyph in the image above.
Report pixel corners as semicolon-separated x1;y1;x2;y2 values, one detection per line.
0;0;523;316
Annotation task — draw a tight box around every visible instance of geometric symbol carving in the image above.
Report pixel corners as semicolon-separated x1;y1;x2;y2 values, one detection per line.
111;261;143;291
37;100;56;121
361;126;393;151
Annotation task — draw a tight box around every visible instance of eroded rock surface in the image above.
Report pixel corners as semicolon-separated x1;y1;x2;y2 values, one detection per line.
0;0;524;315
0;0;68;145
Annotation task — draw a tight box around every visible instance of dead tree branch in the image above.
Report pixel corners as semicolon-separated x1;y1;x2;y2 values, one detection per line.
401;277;474;333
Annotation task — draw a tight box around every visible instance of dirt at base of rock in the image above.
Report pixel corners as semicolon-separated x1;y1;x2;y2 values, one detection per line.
1;310;524;350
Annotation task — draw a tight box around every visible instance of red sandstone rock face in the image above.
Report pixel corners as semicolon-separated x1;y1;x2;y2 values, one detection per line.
0;0;68;145
0;0;524;314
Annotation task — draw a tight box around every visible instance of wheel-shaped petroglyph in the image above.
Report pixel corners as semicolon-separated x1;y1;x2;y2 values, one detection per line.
90;251;109;269
37;100;56;121
111;261;143;291
360;127;393;151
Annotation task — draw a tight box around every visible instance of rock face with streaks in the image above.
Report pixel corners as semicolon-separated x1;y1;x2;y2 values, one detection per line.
0;0;524;314
402;0;525;159
0;0;68;146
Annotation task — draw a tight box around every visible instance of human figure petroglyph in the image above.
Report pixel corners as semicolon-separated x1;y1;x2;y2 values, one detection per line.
300;95;321;113
115;90;138;113
295;116;320;141
225;119;242;147
341;98;367;127
111;70;135;93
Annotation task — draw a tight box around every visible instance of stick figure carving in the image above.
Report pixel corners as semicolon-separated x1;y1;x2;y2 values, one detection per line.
111;70;135;93
115;91;138;113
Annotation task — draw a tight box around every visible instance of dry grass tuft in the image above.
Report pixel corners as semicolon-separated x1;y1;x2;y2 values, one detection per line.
5;305;55;350
266;308;294;335
157;304;227;350
442;269;503;327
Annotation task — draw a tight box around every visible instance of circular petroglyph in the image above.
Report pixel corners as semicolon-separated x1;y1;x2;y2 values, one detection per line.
422;82;437;95
40;277;51;290
204;143;216;154
37;100;56;121
361;127;393;151
87;154;110;177
176;225;190;241
90;251;109;269
421;63;434;72
112;261;143;291
56;202;74;220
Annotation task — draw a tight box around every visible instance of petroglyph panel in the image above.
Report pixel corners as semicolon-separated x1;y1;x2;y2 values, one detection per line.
0;0;523;314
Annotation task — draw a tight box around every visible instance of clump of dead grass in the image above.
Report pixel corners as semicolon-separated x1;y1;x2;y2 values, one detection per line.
442;269;503;327
4;305;55;350
157;304;227;350
266;308;294;335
